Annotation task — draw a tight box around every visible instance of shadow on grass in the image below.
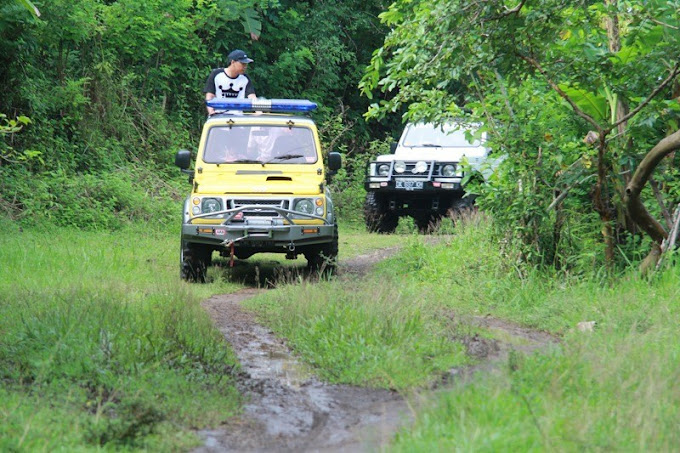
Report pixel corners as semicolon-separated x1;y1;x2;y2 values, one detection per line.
209;257;332;288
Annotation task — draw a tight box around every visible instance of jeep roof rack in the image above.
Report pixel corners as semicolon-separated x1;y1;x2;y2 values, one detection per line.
206;98;317;113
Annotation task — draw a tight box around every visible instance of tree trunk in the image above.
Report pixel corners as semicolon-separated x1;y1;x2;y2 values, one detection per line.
593;133;615;265
624;130;680;267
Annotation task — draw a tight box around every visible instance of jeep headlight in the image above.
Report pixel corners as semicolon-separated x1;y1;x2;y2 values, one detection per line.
394;161;406;173
202;198;223;213
294;199;314;214
378;164;390;176
442;164;456;177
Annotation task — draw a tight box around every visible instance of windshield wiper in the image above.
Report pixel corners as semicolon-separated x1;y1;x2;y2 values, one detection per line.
263;154;304;166
232;159;265;164
420;143;442;147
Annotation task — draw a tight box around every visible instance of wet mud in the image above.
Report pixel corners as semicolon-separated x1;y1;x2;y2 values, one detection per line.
198;288;409;453
195;249;559;452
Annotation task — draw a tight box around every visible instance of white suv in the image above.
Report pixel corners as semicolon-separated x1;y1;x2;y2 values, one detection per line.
364;121;491;233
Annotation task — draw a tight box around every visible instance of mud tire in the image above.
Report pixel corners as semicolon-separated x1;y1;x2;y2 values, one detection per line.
180;241;212;283
364;192;398;234
448;197;476;222
414;214;441;234
305;225;339;275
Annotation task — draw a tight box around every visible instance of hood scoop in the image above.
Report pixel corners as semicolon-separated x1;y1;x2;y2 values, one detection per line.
267;176;292;182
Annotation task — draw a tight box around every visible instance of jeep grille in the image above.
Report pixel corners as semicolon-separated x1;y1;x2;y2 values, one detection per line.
229;199;289;217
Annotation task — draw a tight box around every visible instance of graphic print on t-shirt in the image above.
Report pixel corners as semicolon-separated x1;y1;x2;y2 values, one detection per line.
218;81;243;98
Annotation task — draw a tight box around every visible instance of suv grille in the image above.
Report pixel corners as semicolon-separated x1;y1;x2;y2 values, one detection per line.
394;161;435;178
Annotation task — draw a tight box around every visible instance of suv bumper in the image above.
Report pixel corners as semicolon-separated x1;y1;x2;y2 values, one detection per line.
365;180;462;192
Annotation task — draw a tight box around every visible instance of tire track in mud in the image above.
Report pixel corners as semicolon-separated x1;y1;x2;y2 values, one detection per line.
198;287;408;453
194;247;559;452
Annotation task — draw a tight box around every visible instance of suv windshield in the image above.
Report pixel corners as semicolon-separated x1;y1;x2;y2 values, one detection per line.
402;123;482;147
202;125;317;164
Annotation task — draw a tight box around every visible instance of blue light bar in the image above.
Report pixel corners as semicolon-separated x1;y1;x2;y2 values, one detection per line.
206;98;317;113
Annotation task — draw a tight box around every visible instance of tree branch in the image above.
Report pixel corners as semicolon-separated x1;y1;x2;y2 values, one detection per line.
486;0;526;20
625;129;680;243
649;177;672;229
612;61;680;130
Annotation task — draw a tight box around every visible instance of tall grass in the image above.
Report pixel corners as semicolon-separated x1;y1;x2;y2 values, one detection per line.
378;217;680;451
0;222;241;451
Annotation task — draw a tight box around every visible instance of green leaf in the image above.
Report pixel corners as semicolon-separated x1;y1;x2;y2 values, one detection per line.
241;8;261;40
17;0;40;18
559;84;608;123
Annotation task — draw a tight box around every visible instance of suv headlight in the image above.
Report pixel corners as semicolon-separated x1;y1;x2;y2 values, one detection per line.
442;164;456;177
414;161;428;174
441;164;463;177
378;164;390;176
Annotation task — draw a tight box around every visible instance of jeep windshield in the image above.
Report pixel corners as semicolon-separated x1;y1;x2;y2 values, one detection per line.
202;125;318;164
402;122;483;148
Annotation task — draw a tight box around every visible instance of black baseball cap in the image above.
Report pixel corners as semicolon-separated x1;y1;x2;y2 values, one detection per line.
228;49;253;64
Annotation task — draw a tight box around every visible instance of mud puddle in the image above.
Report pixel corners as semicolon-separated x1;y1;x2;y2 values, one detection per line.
195;248;559;452
198;288;409;453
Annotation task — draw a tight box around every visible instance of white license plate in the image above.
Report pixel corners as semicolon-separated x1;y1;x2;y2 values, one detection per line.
395;180;423;190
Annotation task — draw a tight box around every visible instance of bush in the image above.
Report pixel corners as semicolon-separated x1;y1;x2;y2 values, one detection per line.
330;137;391;224
0;164;184;229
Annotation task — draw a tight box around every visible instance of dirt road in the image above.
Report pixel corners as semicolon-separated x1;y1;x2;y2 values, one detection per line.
194;248;557;452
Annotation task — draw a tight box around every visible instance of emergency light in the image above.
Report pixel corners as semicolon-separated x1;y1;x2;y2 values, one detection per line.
206;98;317;112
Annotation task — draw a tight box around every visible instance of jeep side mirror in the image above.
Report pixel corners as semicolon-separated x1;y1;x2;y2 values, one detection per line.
390;142;398;153
175;149;191;170
328;152;342;172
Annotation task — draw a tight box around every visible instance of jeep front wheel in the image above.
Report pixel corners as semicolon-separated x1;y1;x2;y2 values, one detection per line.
180;241;212;283
305;225;339;275
448;197;476;222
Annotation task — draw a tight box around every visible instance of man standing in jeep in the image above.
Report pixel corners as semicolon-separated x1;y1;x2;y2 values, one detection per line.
203;49;257;116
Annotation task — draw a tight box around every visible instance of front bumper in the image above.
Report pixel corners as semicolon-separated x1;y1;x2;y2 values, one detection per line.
365;179;462;192
181;205;336;248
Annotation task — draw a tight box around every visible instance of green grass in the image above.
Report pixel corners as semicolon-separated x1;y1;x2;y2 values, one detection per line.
0;222;242;451
379;217;680;451
0;218;412;449
5;214;679;450
243;215;680;450
244;276;469;389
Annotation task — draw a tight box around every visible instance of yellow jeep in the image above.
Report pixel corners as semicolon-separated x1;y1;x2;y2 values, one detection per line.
174;99;342;281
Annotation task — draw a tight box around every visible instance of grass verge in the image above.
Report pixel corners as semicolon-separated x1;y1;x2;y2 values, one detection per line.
245;214;680;450
0;222;241;451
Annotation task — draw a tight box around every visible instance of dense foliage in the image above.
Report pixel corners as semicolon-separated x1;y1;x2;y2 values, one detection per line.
362;0;680;270
0;0;392;227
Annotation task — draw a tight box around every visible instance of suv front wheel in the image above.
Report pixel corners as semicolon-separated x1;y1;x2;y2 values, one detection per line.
364;192;398;234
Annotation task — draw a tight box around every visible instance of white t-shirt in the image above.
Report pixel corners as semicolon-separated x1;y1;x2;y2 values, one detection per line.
203;68;255;99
